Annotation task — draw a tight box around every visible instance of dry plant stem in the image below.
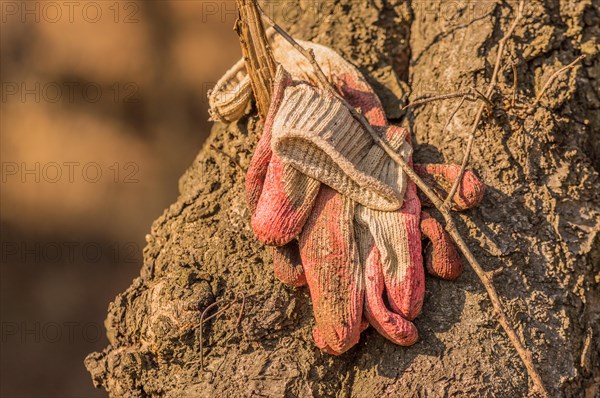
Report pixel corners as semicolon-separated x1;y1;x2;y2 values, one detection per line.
258;4;548;397
198;294;246;372
235;0;277;120
199;300;224;372
511;62;518;107
442;96;467;135
533;55;585;106
442;0;525;211
402;88;492;111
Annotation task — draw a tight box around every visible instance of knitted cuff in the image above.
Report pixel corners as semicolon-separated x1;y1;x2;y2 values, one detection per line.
208;58;252;123
359;125;412;204
271;82;409;211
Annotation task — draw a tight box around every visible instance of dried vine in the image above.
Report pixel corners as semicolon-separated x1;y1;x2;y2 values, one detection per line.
533;55;585;106
442;1;525;211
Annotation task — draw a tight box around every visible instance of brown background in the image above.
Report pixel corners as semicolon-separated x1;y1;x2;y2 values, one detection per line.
3;0;599;397
1;1;240;396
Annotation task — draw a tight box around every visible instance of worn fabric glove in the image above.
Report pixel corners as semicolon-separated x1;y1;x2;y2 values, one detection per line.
306;154;486;354
264;76;485;354
209;34;486;354
355;127;423;348
211;30;401;247
209;32;408;276
213;48;388;287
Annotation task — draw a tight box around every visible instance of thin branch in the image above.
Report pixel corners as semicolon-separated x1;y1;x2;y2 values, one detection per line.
442;95;467;136
533;55;585;106
198;293;246;373
257;3;548;397
511;61;518;107
402;87;492;111
235;0;277;120
442;0;525;211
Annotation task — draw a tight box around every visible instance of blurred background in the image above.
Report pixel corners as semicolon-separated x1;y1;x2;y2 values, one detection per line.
1;1;242;396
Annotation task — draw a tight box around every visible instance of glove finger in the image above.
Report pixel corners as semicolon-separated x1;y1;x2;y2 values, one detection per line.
312;328;343;356
358;231;418;346
272;242;306;287
413;164;485;211
245;130;272;215
251;159;320;245
300;186;364;355
420;211;462;280
245;67;295;213
208;58;252;123
313;318;369;356
358;181;425;321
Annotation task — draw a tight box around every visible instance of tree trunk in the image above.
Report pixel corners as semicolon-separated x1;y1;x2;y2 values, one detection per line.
85;1;600;397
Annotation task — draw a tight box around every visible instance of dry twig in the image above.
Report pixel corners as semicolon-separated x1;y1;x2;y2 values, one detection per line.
256;3;548;396
198;293;246;373
443;0;525;211
533;55;585;106
235;0;276;120
442;95;467;135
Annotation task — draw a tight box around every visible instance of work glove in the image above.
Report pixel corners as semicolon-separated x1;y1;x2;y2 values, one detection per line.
264;72;485;354
209;31;407;284
209;34;486;354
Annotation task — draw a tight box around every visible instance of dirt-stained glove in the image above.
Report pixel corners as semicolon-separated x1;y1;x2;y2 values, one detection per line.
266;73;485;354
209;32;407;281
296;125;410;354
354;126;423;348
209;34;486;355
212;31;395;247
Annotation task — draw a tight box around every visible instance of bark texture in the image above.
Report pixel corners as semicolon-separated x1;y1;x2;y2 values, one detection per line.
85;1;600;397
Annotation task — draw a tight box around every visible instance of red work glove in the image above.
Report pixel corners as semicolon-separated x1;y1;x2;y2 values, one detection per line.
209;34;486;355
269;69;485;355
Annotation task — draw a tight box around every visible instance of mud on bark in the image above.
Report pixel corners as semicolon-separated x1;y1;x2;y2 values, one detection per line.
85;1;599;397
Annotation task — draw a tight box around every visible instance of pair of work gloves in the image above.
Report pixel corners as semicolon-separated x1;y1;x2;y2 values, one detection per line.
208;31;485;355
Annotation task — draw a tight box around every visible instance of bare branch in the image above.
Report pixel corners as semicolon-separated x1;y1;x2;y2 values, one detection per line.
442;0;525;211
442;95;467;136
235;0;277;120
533;55;585;106
402;87;492;111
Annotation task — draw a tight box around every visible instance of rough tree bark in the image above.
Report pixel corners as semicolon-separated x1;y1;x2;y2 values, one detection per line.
85;1;599;397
